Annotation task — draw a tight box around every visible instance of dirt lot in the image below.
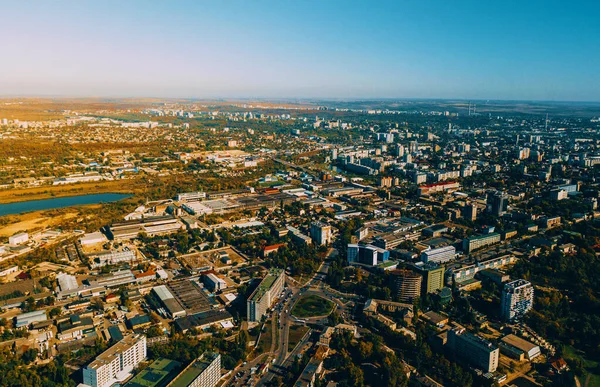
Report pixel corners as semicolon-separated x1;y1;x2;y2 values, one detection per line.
0;209;81;237
180;246;247;272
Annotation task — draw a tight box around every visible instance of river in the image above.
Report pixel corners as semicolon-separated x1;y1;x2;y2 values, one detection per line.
0;193;132;217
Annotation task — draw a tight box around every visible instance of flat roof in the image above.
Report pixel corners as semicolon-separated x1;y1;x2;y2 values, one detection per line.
124;358;182;387
170;353;219;387
501;334;538;352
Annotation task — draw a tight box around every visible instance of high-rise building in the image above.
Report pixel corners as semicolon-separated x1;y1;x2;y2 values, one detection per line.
447;326;499;373
247;269;285;322
420;246;455;264
395;145;405;157
516;147;530;160
412;262;445;294
83;334;147;387
501;279;534;322
378;176;393;188
487;191;509;216
389;269;422;302
463;203;478;221
310;221;332;245
409;140;418;153
169;352;221;387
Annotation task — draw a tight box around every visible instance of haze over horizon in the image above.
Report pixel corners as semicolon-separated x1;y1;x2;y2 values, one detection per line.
2;0;599;102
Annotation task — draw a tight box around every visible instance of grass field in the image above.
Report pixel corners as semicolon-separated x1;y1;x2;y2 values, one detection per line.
291;295;334;318
257;323;273;354
564;345;600;387
288;325;310;352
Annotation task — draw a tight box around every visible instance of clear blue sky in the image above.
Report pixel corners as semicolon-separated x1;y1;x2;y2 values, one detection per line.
1;0;599;101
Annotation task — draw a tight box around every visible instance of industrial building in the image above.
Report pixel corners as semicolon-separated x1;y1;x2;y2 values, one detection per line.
15;310;47;328
499;334;541;361
108;215;184;240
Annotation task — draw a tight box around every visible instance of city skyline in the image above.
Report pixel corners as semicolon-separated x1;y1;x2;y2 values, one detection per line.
1;0;599;101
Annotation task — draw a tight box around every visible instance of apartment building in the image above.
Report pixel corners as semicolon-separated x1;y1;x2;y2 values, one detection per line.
462;233;501;253
168;352;221;387
310;221;332;246
447;327;499;373
501;279;534;322
247;269;285;322
83;334;147;387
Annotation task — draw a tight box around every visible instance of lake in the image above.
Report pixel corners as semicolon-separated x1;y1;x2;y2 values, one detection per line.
0;193;132;217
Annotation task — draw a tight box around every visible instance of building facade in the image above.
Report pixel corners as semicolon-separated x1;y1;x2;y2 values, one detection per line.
83;334;147;387
310;221;332;245
501;279;534;322
420;246;455;264
447;327;499;373
247;269;285;322
169;352;221;387
389;269;422;302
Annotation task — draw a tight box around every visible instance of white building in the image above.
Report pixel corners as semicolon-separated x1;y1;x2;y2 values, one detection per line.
82;334;147;387
176;191;207;202
56;272;79;292
80;232;107;246
9;232;28;246
447;326;499;373
170;352;221;387
247;269;285;322
421;246;455;264
501;279;534;322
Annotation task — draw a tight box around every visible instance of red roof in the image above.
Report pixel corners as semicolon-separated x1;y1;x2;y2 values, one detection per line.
263;243;285;252
135;270;156;279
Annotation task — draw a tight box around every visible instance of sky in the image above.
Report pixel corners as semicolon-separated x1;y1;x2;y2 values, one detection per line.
1;0;599;101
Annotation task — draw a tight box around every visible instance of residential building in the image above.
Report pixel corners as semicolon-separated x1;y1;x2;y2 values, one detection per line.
83;334;147;387
462;233;501;253
501;279;534;322
169;352;220;387
310;221;332;245
247;269;285;322
487;191;509;216
447;326;499;373
389;269;422;302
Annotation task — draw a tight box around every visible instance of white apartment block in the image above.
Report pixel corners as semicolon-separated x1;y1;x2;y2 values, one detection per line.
83;334;147;387
169;352;221;387
501;279;534;322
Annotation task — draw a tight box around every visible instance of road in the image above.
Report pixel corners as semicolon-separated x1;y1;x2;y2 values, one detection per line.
226;248;361;386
